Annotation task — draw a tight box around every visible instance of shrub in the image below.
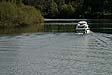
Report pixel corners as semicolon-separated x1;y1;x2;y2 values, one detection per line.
0;2;44;28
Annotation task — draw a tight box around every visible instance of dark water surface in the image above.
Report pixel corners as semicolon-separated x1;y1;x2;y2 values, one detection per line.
0;32;112;75
44;19;112;33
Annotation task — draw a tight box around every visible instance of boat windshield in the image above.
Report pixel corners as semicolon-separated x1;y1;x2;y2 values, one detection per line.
77;26;85;28
79;23;85;25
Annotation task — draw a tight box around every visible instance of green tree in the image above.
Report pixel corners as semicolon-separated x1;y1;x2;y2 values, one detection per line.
22;0;112;19
44;0;58;18
59;3;75;18
83;0;104;18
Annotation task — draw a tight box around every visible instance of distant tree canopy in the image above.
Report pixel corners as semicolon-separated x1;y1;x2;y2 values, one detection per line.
23;0;80;18
0;0;23;4
83;0;112;18
1;0;112;19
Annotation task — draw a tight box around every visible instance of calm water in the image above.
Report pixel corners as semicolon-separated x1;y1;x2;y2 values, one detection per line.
0;32;112;75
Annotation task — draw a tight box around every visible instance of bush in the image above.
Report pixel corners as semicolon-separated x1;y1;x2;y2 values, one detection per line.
16;4;44;26
0;2;17;27
0;2;44;28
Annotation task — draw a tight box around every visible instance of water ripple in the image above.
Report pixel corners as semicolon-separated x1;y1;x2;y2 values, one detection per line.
0;32;112;75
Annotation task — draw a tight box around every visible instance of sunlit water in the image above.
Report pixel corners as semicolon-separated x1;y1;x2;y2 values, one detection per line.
0;32;112;75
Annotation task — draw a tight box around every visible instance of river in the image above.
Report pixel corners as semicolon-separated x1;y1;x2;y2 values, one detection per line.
0;32;112;75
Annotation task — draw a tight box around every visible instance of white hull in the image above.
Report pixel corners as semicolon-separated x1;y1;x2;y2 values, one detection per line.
76;29;90;34
86;30;90;34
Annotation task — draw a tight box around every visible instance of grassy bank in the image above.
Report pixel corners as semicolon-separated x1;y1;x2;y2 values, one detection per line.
0;2;44;29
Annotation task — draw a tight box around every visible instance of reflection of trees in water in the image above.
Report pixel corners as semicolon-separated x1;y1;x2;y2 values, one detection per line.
0;23;44;34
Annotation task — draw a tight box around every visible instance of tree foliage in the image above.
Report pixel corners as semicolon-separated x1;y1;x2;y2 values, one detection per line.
1;0;112;19
23;0;80;18
0;0;23;4
0;1;43;28
83;0;112;18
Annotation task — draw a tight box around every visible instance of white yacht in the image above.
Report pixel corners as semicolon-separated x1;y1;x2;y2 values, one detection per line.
76;21;90;34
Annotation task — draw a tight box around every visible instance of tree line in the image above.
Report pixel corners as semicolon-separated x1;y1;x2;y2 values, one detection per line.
23;0;112;19
0;0;112;19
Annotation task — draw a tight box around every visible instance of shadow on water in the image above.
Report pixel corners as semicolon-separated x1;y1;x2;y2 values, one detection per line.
88;19;112;33
44;23;76;32
0;23;44;35
0;19;112;35
44;19;112;34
